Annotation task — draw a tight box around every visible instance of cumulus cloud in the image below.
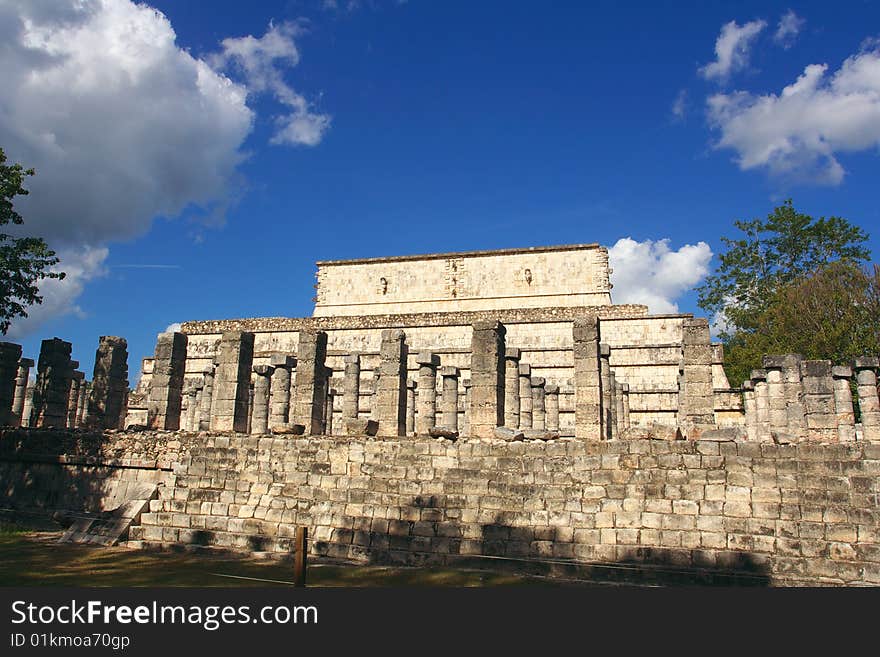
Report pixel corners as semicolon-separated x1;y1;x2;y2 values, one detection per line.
707;45;880;185
774;10;804;49
699;19;767;82
5;245;109;339
671;89;688;121
210;21;331;147
608;238;713;313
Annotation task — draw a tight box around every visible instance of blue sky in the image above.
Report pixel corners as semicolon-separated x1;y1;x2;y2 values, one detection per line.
2;0;879;379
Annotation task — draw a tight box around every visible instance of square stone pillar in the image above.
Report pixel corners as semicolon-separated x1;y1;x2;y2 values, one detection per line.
572;317;602;440
599;344;613;439
0;342;23;426
183;385;200;432
325;383;337;435
251;364;274;435
67;371;84;428
75;380;88;427
374;329;407;436
853;357;879;442
544;384;559;431
531;377;546;430
10;357;33;428
269;355;296;429
751;369;770;442
503;348;521;428
291;330;329;435
440;366;460;430
416;352;439;434
781;354;806;434
210;331;255;433
406;379;417;435
342;354;361;421
801;360;836;441
198;366;215;431
621;383;631;430
462;379;471;436
518;363;532;429
615;380;626;435
679;318;714;426
148;332;187;430
832;365;855;442
742;380;757;441
762;356;788;435
85;336;129;430
468;321;505;438
33;338;73;428
21;381;35;428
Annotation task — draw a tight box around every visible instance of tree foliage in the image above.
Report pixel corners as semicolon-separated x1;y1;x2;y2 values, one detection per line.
696;201;874;386
0;147;64;334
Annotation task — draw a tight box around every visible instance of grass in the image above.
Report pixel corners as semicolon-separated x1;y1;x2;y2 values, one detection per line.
0;530;592;587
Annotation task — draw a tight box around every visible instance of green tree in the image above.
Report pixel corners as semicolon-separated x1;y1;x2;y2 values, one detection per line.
0;147;64;334
696;200;873;385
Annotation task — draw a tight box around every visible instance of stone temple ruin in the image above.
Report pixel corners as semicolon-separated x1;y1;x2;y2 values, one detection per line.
1;243;880;585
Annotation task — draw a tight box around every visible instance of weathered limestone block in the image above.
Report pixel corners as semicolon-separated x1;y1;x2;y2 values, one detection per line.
751;369;770;442
406;379;417;435
198;366;215;431
531;377;546;430
269;355;296;429
370;367;381;420
440;366;460;431
679;318;714;426
251;364;274;435
21;381;35;428
518;363;532;430
85;336;129;430
345;417;378;436
291;330;329;435
599;343;613;439
75;380;88;428
621;382;630;430
374;329;407;436
148;332;187;431
782;354;806;433
342;353;361;421
462;378;471;436
210;331;255;433
608;371;619;438
545;384;559;432
572;316;601;439
832;365;855;443
762;356;787;436
416;352;439;435
615;380;626;435
66;371;84;428
10;357;33;428
801;360;837;441
742;380;757;441
32;338;73;428
503;347;521;428
468;321;506;438
0;342;23;426
854;357;880;442
325;385;337;435
183;385;200;432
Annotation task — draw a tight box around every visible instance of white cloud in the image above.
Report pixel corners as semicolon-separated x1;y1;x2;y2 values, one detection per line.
774;10;804;49
671;89;688;120
163;322;182;335
5;245;109;339
699;19;767;82
608;238;713;314
210;21;331;147
707;45;880;185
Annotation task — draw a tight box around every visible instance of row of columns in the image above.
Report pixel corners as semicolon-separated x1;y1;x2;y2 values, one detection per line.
742;355;880;442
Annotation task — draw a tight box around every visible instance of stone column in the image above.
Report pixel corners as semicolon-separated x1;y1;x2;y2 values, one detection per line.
468;321;505;438
251;364;274;435
742;381;757;441
416;352;439;435
370;367;381;421
573;316;602;440
85;336;129;430
545;384;559;431
531;377;546;430
75;381;88;428
679;318;714;426
21;381;35;428
406;379;417;435
198;366;215;431
832;365;856;443
599;344;613;439
782;354;806;436
462;379;471;436
854;357;880;442
763;356;788;435
802;360;837;441
374;329;407;436
32;338;73;428
325;383;336;435
269;355;296;429
615;381;626;434
440;366;460;430
10;357;33;428
503;347;521;428
752;369;770;442
67;371;84;428
0;342;23;427
518;363;532;430
183;386;200;432
291;330;329;435
621;383;631;430
148;332;187;431
342;354;361;421
210;331;255;433
608;372;619;438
